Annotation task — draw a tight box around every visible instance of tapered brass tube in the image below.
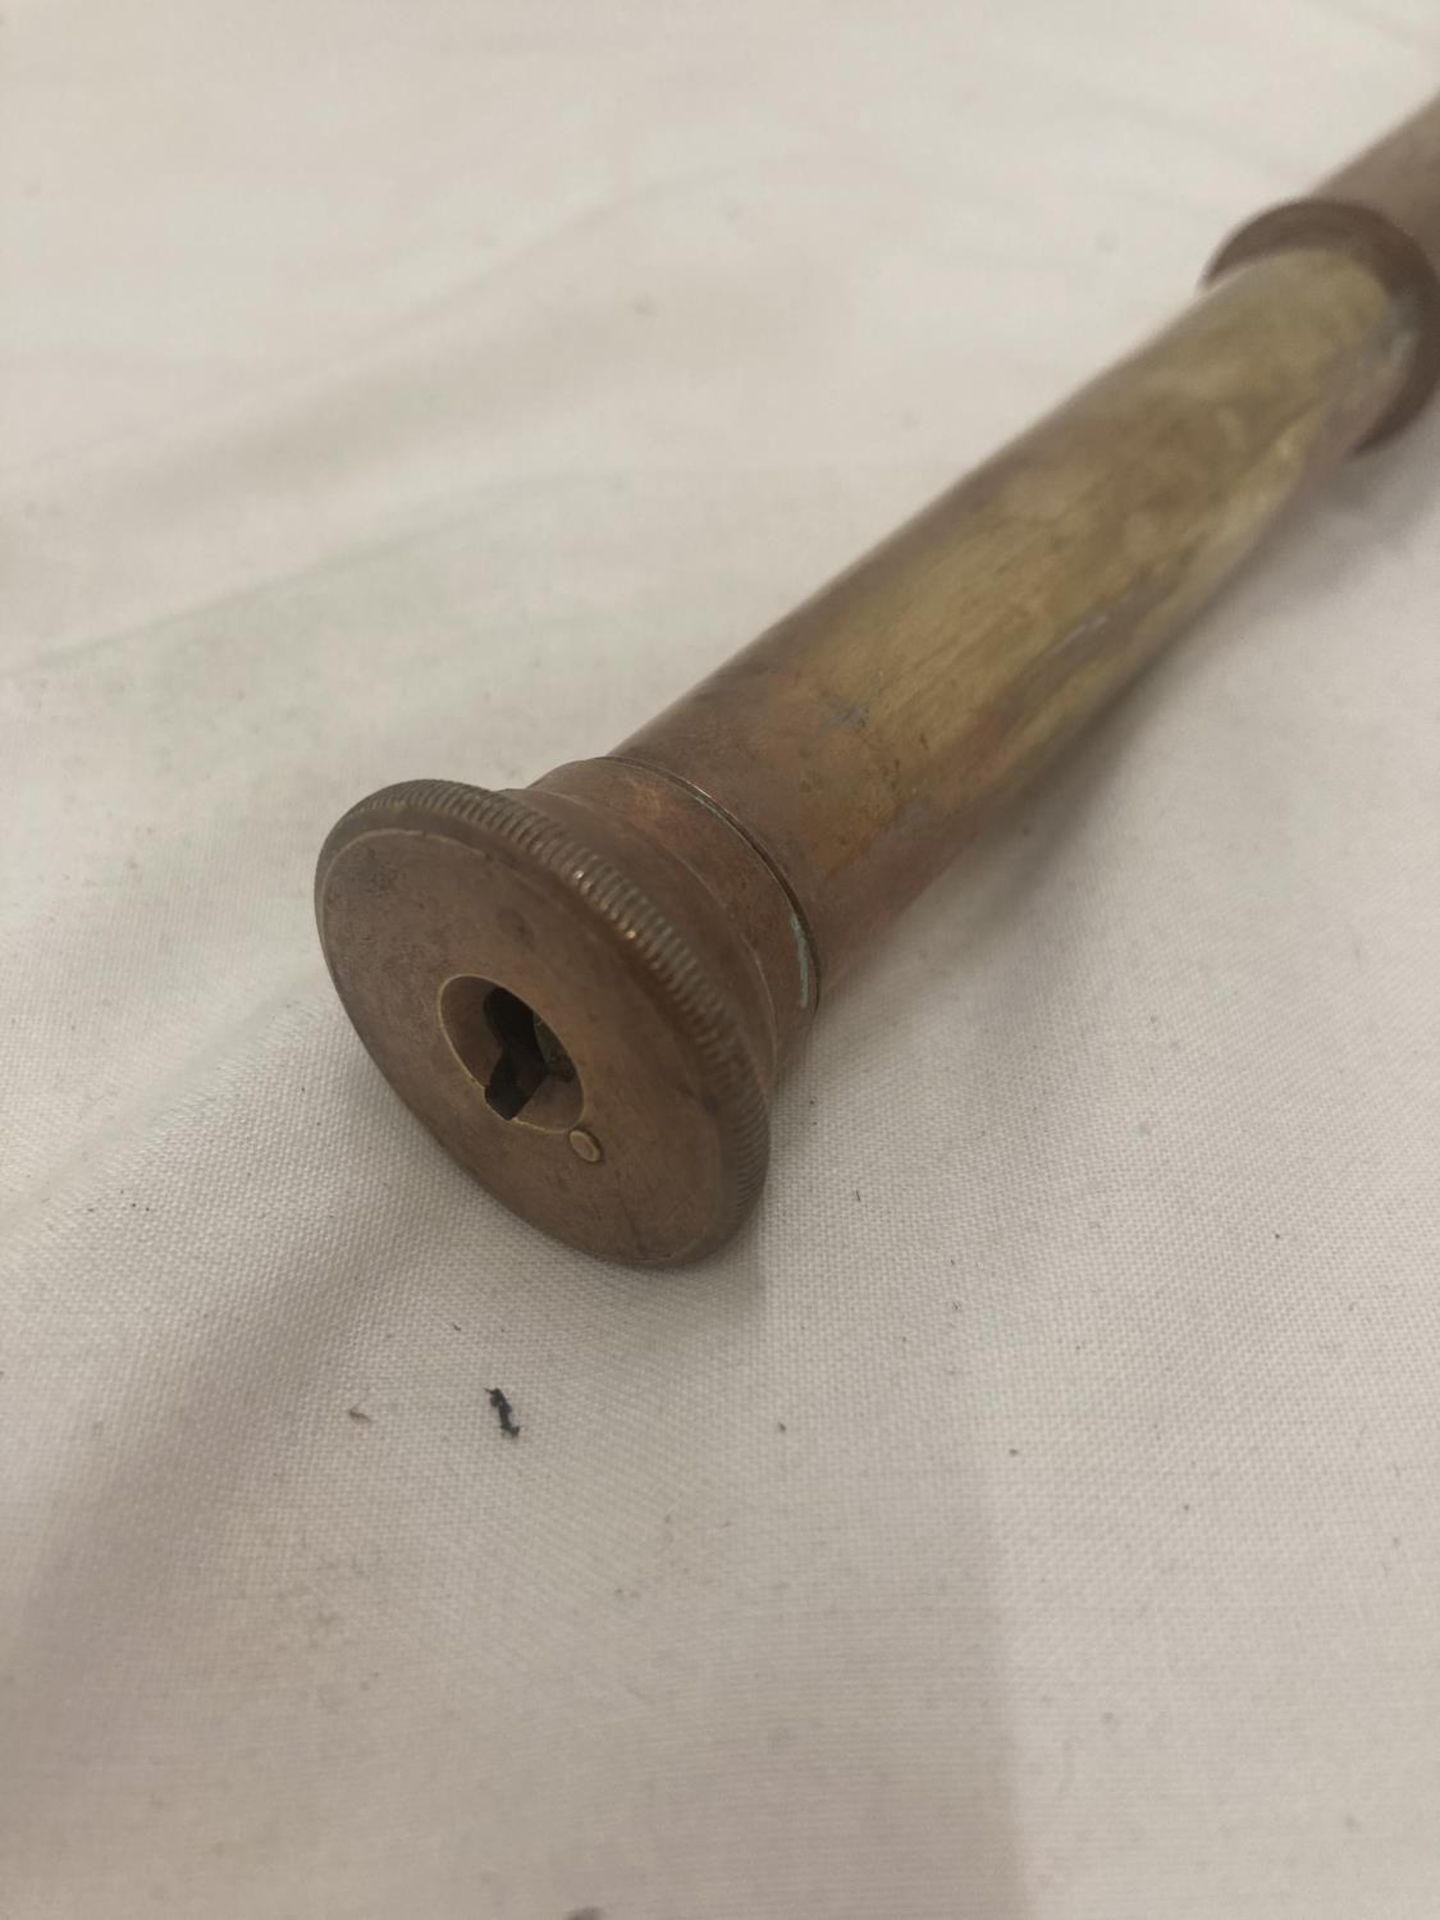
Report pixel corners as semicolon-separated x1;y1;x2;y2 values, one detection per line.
318;95;1440;1264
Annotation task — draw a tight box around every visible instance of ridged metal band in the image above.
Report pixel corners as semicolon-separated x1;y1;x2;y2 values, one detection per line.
317;778;772;1256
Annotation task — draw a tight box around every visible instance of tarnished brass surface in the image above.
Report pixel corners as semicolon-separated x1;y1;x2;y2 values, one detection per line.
318;96;1439;1264
1208;89;1440;439
618;247;1414;983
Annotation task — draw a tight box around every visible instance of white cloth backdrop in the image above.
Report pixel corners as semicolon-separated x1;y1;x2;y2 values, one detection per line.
3;3;1439;1915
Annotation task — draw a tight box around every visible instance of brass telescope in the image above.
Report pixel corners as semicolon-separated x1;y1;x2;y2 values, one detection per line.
317;95;1440;1264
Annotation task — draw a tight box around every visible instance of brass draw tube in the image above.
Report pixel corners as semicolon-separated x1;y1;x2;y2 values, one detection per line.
317;94;1440;1263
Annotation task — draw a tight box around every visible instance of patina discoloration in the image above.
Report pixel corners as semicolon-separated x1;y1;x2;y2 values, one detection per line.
318;98;1439;1263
